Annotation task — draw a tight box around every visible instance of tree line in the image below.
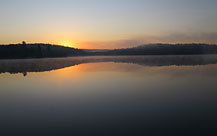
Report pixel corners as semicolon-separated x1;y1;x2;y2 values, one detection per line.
1;43;217;59
0;42;86;59
104;43;217;55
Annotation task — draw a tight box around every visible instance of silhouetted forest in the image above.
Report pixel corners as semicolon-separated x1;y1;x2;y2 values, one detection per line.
0;42;86;59
105;43;217;55
1;43;217;59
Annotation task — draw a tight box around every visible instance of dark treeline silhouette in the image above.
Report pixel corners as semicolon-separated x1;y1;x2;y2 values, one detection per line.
104;43;217;55
0;42;86;59
1;43;217;59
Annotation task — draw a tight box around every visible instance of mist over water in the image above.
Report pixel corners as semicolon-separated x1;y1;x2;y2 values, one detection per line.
1;55;217;76
0;55;217;135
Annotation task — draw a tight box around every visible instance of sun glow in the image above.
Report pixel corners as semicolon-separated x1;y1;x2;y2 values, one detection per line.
58;41;77;48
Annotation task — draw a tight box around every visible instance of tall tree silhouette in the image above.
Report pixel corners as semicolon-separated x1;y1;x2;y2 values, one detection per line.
22;41;28;58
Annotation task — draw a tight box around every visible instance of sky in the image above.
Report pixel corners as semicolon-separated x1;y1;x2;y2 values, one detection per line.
0;0;217;49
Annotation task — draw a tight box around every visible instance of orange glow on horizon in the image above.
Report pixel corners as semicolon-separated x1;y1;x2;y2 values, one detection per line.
57;41;78;48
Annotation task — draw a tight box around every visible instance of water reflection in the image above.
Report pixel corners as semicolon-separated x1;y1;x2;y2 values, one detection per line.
1;55;217;76
1;56;217;135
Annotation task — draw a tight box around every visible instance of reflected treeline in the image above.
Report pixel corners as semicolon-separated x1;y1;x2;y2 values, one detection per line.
1;55;217;76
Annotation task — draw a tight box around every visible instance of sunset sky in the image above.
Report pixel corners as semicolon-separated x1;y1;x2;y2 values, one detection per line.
0;0;217;49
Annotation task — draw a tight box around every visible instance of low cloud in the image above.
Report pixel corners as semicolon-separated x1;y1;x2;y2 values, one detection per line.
162;32;217;43
81;32;217;49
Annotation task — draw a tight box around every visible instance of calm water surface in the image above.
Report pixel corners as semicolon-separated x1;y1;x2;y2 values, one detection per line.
0;55;217;136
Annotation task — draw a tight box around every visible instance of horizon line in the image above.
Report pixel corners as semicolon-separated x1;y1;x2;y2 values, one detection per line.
1;42;217;50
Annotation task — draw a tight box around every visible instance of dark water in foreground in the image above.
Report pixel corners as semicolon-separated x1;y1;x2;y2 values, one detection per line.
0;55;217;136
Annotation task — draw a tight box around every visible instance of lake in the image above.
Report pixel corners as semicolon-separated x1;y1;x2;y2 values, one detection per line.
0;55;217;136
